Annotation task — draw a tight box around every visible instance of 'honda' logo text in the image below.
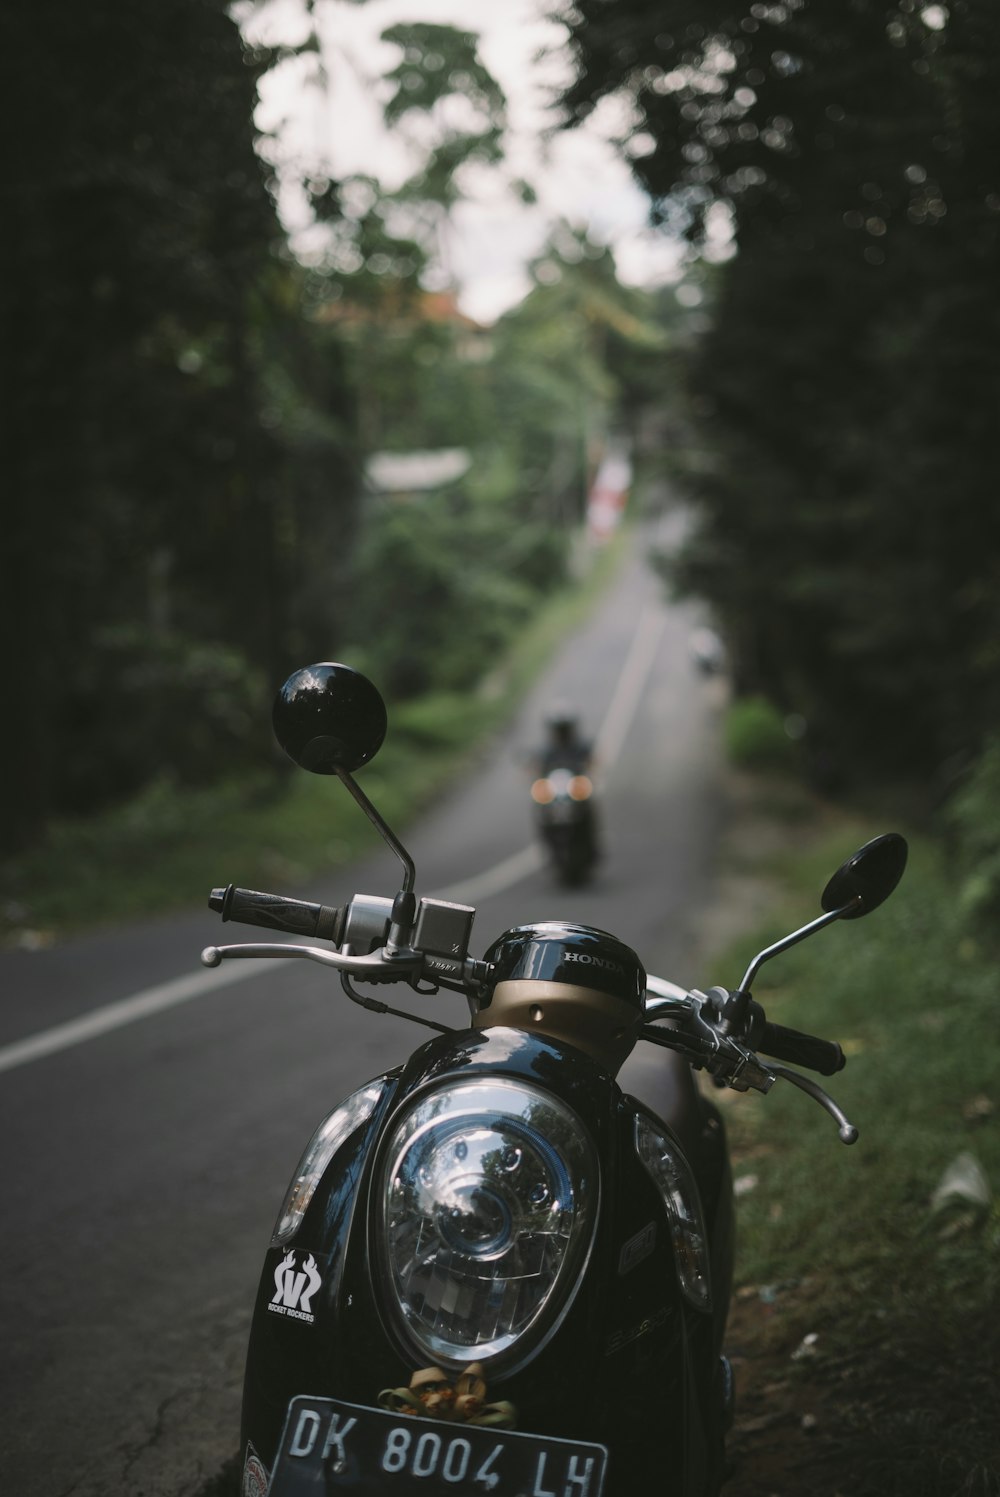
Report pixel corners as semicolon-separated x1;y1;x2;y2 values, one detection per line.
563;951;624;975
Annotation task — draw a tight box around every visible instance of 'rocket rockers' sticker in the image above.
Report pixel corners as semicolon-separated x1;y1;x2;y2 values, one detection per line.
268;1249;324;1324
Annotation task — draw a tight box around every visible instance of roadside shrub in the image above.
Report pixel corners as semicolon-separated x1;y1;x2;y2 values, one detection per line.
63;629;269;810
344;492;562;700
392;693;482;749
724;695;798;771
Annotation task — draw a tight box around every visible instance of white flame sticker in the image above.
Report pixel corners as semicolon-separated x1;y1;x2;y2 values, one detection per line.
269;1250;323;1323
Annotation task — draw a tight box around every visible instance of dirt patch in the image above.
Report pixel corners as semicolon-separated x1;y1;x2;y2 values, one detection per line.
725;1280;1000;1497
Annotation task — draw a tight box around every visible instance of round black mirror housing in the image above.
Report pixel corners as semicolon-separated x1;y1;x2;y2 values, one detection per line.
821;832;908;919
272;663;387;775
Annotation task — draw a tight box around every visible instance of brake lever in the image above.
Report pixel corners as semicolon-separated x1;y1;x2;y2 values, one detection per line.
201;942;421;983
768;1063;859;1144
641;978;858;1139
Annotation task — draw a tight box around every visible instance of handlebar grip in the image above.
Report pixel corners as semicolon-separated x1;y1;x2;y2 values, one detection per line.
756;1021;846;1076
209;885;344;943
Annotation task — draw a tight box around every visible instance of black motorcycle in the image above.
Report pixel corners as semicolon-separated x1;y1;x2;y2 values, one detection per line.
530;763;599;885
201;663;907;1497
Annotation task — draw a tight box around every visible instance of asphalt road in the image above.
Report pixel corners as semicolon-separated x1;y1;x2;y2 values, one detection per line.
0;520;729;1497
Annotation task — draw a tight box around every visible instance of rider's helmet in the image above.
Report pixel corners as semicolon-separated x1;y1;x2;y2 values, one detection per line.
546;701;578;740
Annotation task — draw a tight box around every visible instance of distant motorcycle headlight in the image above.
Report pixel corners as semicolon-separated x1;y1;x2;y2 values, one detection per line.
376;1079;598;1369
634;1114;712;1311
271;1082;386;1247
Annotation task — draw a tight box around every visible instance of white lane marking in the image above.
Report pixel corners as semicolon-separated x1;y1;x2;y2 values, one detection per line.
593;602;667;771
0;597;667;1073
433;843;544;904
0;957;290;1075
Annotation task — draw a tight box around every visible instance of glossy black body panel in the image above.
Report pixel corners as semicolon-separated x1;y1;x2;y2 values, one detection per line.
241;1026;734;1497
481;924;645;1009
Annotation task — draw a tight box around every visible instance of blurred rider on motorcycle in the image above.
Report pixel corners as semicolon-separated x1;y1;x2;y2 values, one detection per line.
536;702;592;777
529;703;600;877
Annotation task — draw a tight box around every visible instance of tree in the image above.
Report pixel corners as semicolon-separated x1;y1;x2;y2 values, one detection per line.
486;225;671;526
334;225;675;701
561;0;1000;792
1;0;358;840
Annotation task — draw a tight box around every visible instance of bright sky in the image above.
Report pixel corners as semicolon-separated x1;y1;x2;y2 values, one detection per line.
238;0;691;322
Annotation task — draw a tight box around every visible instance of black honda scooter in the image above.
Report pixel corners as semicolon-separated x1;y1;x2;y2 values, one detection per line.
201;663;907;1497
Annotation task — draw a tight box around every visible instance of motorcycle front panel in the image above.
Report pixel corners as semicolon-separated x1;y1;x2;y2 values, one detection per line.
241;1025;727;1497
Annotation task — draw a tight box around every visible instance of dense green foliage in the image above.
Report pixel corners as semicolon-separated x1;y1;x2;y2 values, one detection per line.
1;0;358;844
4;539;625;939
292;231;675;701
562;0;1000;799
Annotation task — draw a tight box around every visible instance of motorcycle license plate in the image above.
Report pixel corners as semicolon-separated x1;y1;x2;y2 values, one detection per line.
267;1394;608;1496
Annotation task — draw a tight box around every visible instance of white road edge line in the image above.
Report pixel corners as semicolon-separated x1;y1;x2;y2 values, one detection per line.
593;601;667;772
434;842;545;904
0;598;668;1074
0;957;292;1075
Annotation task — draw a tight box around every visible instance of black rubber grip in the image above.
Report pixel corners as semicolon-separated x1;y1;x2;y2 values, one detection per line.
209;885;343;942
756;1021;846;1076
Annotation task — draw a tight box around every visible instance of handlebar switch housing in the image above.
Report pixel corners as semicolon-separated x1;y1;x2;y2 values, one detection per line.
414;898;476;981
342;894;394;953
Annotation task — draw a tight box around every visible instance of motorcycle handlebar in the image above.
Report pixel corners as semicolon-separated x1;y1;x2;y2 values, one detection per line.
209;884;345;943
754;1020;846;1077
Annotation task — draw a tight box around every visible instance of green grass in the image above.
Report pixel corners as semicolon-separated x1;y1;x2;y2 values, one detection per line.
717;815;1000;1494
723;828;1000;1292
2;532;627;944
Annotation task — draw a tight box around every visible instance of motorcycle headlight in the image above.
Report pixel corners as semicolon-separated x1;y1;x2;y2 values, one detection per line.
634;1113;712;1311
271;1081;386;1247
376;1079;598;1369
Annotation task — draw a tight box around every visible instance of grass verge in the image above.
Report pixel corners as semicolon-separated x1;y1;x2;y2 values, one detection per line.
713;788;1000;1495
2;533;627;946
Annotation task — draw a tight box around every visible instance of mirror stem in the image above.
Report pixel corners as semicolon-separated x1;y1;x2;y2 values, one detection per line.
736;898;861;995
336;768;416;895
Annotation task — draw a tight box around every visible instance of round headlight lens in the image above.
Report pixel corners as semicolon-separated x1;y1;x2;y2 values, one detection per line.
377;1079;598;1368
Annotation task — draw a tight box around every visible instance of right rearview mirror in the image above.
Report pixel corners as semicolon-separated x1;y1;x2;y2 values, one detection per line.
821;833;908;919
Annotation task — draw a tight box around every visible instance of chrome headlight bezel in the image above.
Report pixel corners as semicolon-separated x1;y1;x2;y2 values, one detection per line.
374;1078;599;1371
